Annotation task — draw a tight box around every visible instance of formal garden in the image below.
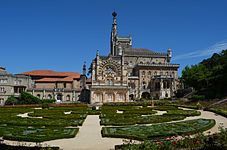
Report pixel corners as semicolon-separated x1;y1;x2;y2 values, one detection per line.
1;99;227;150
99;101;227;150
0;105;92;142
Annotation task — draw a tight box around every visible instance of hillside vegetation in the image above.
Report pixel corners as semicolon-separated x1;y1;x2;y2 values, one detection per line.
182;50;227;99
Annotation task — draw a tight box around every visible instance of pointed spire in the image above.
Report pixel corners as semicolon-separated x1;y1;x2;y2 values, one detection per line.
96;50;99;57
112;11;117;25
83;61;86;75
167;48;172;63
111;11;118;56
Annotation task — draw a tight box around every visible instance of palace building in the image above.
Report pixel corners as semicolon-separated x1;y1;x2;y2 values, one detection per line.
22;70;82;102
0;67;32;105
90;12;180;104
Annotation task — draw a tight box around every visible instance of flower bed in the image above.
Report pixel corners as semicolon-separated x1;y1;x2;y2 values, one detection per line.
115;128;227;150
102;119;215;140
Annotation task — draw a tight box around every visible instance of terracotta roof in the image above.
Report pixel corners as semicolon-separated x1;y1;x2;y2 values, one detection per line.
22;70;80;78
35;77;75;82
22;70;81;82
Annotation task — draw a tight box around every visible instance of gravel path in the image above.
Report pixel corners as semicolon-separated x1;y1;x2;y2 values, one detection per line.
43;115;124;150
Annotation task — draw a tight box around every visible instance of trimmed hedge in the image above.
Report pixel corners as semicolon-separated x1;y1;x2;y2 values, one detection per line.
0;106;88;142
102;119;216;141
208;108;227;118
0;125;78;142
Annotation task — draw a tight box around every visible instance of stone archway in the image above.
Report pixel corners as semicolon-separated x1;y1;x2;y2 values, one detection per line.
57;94;63;101
129;94;134;100
141;92;150;99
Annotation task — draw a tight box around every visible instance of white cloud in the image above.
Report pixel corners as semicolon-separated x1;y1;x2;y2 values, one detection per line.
173;40;227;61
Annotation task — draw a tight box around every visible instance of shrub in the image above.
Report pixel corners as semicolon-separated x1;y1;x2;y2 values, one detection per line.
102;119;215;140
42;103;49;109
18;92;41;104
190;95;206;101
5;96;18;105
42;99;56;104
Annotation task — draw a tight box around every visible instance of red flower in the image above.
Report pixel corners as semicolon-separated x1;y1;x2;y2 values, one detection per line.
172;141;177;145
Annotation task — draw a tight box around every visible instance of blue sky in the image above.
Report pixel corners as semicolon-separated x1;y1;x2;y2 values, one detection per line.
1;0;227;76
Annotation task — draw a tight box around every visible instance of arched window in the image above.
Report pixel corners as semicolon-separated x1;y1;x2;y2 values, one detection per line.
107;79;113;85
142;71;145;75
163;81;166;89
155;82;160;90
148;71;151;75
167;82;170;89
142;81;146;89
47;94;52;99
57;94;62;101
106;93;113;102
66;95;70;101
37;94;41;98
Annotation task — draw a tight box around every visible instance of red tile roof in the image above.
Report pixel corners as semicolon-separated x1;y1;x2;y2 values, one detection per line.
22;70;81;82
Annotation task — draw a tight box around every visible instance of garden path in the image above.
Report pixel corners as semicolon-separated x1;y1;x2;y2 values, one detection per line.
43;115;125;150
183;108;227;135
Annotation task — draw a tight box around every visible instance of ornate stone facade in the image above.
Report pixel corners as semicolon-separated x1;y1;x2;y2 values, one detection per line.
90;12;180;104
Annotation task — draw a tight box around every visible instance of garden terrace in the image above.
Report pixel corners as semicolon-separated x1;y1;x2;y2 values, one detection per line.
102;118;216;141
0;106;88;142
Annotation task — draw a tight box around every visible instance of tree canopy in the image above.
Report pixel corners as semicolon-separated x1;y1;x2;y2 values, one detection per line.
182;50;227;99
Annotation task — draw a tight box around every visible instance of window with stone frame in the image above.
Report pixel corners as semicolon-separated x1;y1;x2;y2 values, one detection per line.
142;81;146;89
148;71;151;75
0;87;5;93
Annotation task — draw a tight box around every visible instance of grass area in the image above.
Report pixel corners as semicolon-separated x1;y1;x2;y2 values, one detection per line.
102;118;215;141
0;106;88;142
100;105;201;126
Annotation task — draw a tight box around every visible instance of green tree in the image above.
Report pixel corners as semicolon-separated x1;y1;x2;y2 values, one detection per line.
5;96;18;105
182;49;227;99
18;92;41;104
